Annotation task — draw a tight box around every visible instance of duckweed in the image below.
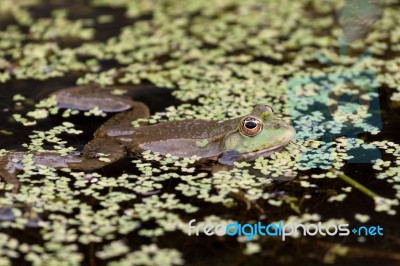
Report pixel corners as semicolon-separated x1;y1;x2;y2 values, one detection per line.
0;0;399;265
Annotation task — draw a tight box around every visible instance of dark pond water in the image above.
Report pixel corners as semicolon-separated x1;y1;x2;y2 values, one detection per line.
0;1;400;266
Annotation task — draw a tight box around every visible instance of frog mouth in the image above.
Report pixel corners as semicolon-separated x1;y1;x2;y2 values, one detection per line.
241;140;292;161
241;124;295;160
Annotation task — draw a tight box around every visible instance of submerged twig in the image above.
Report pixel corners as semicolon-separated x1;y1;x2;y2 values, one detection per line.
329;169;377;199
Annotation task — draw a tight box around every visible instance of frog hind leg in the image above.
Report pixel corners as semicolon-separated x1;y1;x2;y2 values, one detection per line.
0;152;83;193
0;152;23;192
70;105;145;167
51;86;137;112
94;102;150;138
68;137;128;170
0;140;127;192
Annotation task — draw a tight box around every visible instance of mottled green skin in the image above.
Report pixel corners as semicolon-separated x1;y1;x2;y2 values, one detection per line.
81;91;295;161
0;86;295;191
123;112;294;160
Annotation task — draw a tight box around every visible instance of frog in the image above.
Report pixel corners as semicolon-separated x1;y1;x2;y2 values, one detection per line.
0;85;295;192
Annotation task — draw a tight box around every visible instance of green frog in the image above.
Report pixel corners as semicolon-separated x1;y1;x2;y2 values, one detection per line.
0;86;295;192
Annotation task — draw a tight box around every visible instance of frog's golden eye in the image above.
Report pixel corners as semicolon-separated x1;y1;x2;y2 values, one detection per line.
241;116;263;136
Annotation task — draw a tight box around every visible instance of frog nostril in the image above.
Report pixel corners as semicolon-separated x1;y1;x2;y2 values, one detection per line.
274;123;281;129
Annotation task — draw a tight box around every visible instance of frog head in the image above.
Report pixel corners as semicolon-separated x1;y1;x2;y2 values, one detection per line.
221;105;295;163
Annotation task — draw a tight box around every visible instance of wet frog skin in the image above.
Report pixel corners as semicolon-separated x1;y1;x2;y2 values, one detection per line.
0;86;295;191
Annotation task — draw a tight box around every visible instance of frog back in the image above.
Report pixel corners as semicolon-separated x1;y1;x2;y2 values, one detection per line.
130;118;241;158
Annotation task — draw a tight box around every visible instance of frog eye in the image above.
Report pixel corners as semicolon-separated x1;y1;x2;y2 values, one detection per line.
241;116;263;136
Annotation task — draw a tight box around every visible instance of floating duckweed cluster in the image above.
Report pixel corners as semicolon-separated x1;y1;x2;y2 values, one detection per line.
29;11;95;41
0;0;400;265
